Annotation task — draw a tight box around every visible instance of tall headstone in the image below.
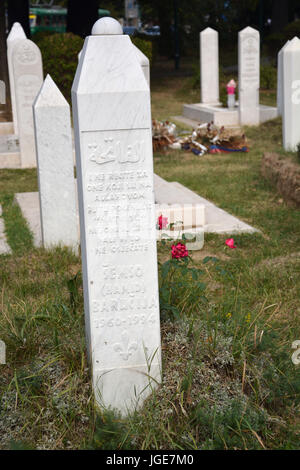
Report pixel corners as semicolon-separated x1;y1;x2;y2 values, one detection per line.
132;43;150;86
78;43;150;86
12;39;43;168
33;74;78;251
277;41;290;117
238;26;260;125
7;22;26;135
200;28;219;105
72;17;161;415
282;37;300;151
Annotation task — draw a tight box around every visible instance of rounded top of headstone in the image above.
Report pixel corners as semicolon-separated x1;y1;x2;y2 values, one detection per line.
284;36;300;51
91;17;123;35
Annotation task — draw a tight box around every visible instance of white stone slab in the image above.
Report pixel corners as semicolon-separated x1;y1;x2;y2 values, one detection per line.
12;39;43;168
277;41;290;116
0;122;14;135
7;22;26;135
170;182;259;233
72;18;161;416
0;153;21;169
238;27;260;125
183;103;239;126
154;174;259;234
33;75;79;252
282;37;300;151
181;103;277;127
200;28;219;105
155;203;205;229
15;173;258;257
14;192;42;246
0;206;11;254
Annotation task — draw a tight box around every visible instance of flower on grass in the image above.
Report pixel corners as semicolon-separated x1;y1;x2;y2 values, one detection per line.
226;312;232;319
157;214;168;230
171;243;188;259
245;313;251;323
225;238;237;249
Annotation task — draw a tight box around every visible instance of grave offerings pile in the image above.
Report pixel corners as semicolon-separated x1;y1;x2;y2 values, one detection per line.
152;120;249;155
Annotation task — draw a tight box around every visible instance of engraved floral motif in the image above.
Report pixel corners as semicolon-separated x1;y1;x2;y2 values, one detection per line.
113;330;138;360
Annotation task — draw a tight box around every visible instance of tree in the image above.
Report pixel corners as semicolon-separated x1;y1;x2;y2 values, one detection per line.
66;0;99;37
7;0;30;38
271;0;289;33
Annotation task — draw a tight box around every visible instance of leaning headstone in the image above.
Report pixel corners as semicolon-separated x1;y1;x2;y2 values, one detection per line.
72;17;161;415
277;41;290;116
238;26;260;125
7;22;27;135
282;37;300;151
12;39;43;168
200;27;219;105
33;74;78;251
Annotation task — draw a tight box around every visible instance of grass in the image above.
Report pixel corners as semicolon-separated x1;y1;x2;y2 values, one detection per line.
0;61;299;450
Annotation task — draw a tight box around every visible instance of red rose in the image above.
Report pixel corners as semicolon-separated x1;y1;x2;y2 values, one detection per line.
171;243;188;259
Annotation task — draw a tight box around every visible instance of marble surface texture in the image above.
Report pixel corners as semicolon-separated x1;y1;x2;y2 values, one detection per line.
33;75;79;251
72;26;161;415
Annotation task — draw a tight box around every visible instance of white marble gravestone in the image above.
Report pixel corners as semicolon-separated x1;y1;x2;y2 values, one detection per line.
7;22;27;135
200;27;219;105
282;37;300;151
0;340;5;364
277;41;290;117
12;39;43;168
132;43;150;86
72;17;161;415
78;42;150;86
33;75;78;251
238;26;260;125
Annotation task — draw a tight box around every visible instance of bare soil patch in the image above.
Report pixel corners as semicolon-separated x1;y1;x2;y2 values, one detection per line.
261;152;300;207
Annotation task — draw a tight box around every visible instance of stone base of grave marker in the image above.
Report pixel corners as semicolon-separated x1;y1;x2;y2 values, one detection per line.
181;102;278;127
0;122;14;135
0;134;21;168
15;174;259;240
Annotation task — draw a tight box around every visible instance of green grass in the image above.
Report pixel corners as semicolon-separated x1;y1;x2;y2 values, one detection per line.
0;64;299;450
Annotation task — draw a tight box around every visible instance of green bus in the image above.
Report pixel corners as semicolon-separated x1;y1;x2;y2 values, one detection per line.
29;7;110;35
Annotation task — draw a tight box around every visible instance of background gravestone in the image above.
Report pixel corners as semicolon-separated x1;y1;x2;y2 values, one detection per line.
238;26;260;125
72;17;161;415
12;39;43;168
33;74;79;251
7;22;26;135
277;40;290;117
200;27;219;105
282;37;300;151
0;340;5;364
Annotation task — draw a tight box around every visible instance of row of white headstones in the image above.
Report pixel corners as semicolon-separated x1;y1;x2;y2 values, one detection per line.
7;17;160;417
200;26;260;125
200;26;300;150
5;18;300;416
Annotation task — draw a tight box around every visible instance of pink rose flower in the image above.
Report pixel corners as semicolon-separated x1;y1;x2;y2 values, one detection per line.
225;238;236;249
158;214;168;230
171;243;188;259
